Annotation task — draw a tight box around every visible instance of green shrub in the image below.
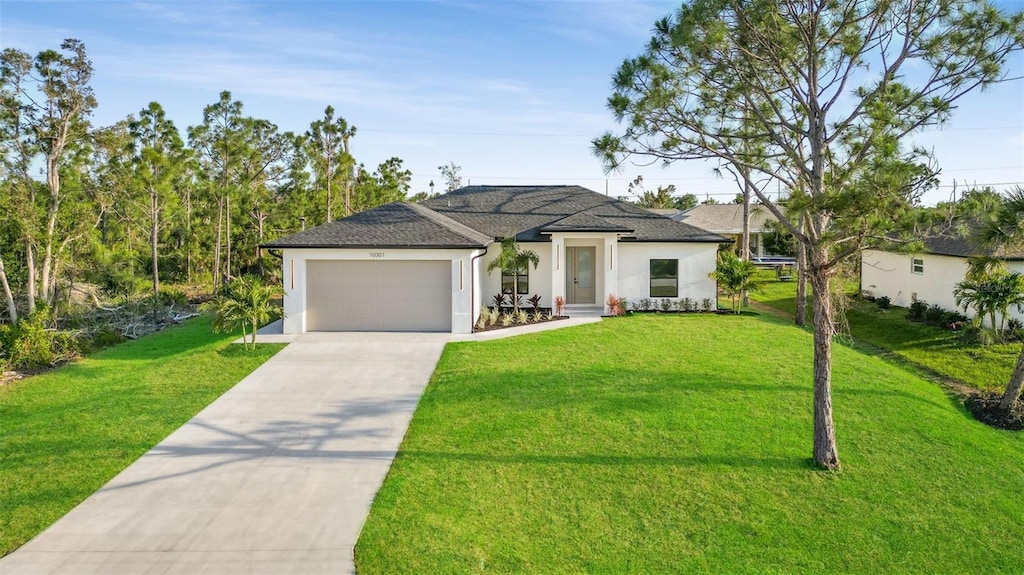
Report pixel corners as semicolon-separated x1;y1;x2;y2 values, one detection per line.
924;304;946;324
908;300;928;321
159;288;189;307
0;311;82;370
876;296;891;309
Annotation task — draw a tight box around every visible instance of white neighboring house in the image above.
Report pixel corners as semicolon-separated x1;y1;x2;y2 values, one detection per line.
262;185;729;334
861;230;1024;323
670;203;778;257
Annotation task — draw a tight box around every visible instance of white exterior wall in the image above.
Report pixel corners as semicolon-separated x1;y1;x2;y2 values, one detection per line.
861;249;1024;324
281;247;480;334
477;242;554;311
861;249;966;311
617;243;719;306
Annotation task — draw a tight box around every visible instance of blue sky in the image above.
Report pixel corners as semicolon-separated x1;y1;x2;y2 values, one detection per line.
2;0;1022;205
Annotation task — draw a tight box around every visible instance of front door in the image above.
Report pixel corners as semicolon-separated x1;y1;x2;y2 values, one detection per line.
565;246;596;304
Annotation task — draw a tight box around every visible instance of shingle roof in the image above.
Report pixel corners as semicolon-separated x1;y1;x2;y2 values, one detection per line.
263;185;729;249
261;202;491;249
674;204;777;234
422;185;727;243
915;221;1024;260
539;212;634;233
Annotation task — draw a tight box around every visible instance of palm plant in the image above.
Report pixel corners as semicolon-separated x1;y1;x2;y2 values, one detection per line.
966;186;1024;410
708;251;760;313
486;236;540;314
202;275;282;350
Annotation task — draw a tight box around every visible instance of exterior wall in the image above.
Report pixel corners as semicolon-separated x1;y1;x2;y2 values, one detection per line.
616;243;719;307
862;249;1024;325
281;247;480;334
860;249;966;311
477;242;554;311
548;233;621;311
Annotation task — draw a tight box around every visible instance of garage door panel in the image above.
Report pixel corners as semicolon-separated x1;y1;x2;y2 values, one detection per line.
306;260;451;332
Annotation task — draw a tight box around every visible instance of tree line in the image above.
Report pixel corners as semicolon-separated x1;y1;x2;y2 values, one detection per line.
0;39;429;323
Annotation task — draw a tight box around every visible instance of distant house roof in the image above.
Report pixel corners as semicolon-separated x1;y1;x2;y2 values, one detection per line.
674;204;777;234
910;221;1024;260
264;185;729;249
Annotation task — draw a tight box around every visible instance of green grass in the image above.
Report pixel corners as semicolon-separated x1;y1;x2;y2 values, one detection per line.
355;314;1024;573
0;316;283;556
752;272;1020;392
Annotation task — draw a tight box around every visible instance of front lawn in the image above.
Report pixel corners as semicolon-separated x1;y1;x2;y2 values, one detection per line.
0;316;283;556
751;273;1020;392
356;314;1024;573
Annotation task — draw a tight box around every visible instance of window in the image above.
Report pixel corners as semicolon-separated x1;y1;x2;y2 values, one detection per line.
502;268;529;294
911;257;924;274
650;259;679;297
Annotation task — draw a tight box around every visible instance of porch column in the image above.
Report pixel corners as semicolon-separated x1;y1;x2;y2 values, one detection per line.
604;240;618;313
551;235;565;311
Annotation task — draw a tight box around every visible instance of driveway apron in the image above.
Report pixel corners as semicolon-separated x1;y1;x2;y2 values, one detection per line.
1;332;449;575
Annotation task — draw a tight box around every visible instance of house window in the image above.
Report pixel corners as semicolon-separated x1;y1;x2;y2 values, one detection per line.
650;259;679;297
502;268;529;294
912;257;924;274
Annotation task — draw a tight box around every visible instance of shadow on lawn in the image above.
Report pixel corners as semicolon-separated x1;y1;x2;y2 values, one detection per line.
397;450;816;471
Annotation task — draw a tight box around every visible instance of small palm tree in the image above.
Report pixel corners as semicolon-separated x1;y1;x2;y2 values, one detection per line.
202;275;283;350
967;186;1024;410
487;236;540;314
709;251;759;313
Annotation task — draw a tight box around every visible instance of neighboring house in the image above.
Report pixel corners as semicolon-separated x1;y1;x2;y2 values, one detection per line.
861;226;1024;322
672;204;777;257
262;185;729;334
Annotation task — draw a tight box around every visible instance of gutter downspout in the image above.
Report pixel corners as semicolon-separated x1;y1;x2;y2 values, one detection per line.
470;245;490;326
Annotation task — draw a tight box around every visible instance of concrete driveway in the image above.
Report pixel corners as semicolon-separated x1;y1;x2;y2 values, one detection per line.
0;332;450;575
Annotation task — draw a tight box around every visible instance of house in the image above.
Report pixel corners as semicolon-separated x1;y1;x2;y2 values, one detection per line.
861;224;1024;322
671;203;777;257
262;185;729;334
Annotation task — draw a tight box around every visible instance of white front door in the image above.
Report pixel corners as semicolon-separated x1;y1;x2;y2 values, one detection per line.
565;246;596;304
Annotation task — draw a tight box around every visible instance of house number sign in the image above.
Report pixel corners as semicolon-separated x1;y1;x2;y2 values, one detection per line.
369;252;385;258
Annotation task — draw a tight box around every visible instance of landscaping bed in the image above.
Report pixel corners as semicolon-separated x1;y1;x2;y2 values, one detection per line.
967;393;1024;430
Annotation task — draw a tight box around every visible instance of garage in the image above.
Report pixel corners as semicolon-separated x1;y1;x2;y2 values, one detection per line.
305;260;452;332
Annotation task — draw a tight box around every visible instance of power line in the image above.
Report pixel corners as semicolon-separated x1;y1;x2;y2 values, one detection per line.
360;126;1024;137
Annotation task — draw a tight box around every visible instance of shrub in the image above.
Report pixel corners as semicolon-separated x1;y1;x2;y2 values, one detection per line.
492;293;506;310
908;300;928;321
876;296;891;309
500;313;514;327
527;294;542;314
702;298;714;312
515;310;529;325
159;288;189;307
488;308;500;326
925;304;946;324
554;296;565;316
0;310;82;370
1008;318;1023;338
636;298;653;312
607;295;625;316
942;310;968;325
531;311;545;323
680;297;695;312
476;307;489;330
660;298;673;312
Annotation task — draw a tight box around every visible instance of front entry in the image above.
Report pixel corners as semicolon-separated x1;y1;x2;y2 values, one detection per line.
565;246;596;304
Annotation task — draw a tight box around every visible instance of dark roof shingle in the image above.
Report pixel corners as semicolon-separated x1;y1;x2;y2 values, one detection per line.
263;185;730;249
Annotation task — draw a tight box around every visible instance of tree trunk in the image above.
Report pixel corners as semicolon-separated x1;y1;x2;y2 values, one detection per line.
808;246;840;470
150;186;160;295
1001;344;1024;409
40;150;62;306
795;218;807;327
25;238;36;314
0;250;18;323
214;198;223;294
185;188;192;283
740;180;751;307
226;193;232;282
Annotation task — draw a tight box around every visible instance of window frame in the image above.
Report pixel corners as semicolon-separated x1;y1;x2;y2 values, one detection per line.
911;257;924;275
501;268;530;295
650;258;679;298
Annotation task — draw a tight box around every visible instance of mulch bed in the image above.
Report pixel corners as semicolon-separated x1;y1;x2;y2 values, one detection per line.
472;315;569;333
965;393;1024;431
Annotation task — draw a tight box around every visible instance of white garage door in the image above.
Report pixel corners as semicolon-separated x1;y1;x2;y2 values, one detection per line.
306;260;452;332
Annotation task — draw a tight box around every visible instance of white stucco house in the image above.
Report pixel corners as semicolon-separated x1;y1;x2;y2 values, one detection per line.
861;227;1024;322
262;185;729;334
